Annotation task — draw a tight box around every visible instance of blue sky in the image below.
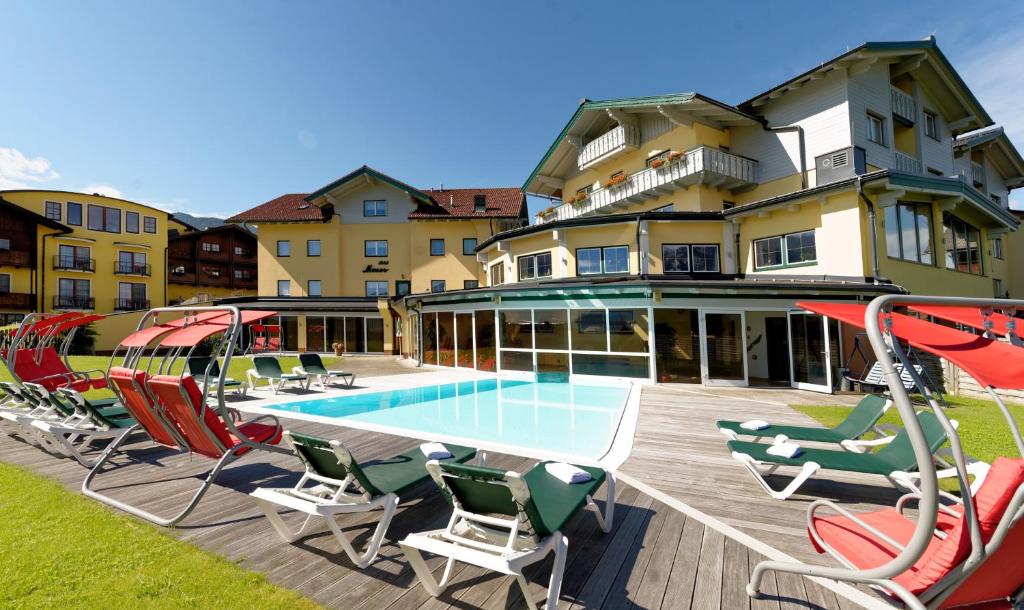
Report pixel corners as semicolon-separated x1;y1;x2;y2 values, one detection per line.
2;0;1022;218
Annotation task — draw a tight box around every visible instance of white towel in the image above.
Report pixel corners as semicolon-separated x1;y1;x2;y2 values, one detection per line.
420;442;452;460
545;462;593;485
741;419;770;431
766;442;803;459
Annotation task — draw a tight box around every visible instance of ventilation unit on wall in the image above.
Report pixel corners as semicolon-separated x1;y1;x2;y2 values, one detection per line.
815;146;866;186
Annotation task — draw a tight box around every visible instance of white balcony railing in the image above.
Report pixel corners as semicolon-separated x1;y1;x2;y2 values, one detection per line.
971;162;986;188
542;146;758;223
577;124;641;171
894;151;921;174
891;86;916;123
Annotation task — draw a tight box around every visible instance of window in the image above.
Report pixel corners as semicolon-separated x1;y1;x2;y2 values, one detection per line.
430;239;445;256
58;278;90;307
991;194;1002;207
473;194;486;213
117;251;147;274
691;245;720;272
577;245;629;275
307;280;321;296
365;240;388;257
395;280;411;297
431;280;446;293
0;239;8;250
662;244;720;273
517;252;552;281
463;238;478;255
143;216;157;233
363;200;387;217
866;113;886;145
662;245;690;272
994;278;1005;299
87;204;121;232
646;150;670;168
57;244;92;270
202;242;221;253
125;211;139;233
117;282;147;309
490;262;505;286
0;273;9;293
943;213;983;274
307;240;321;257
754;230;817;269
992;237;1004;260
924;111;939;140
66;202;82;226
277;280;290;296
366;280;388;297
45;201;61;221
884;202;933;264
276;240;290;257
464;280;479;289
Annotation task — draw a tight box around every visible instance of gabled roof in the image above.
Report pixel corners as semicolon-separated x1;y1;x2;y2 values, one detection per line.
740;37;992;134
224;193;319;223
954;127;1024;189
523;93;762;197
0;195;71;232
305;165;433;205
412;188;526;219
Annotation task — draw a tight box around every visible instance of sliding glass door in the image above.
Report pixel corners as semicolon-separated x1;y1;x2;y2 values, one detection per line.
700;311;747;386
788;312;840;392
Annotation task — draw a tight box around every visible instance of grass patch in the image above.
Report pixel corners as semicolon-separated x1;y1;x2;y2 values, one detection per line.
0;461;320;609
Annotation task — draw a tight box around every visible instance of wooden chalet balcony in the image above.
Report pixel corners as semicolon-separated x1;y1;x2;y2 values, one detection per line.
198;248;230;262
233;276;257;289
0;249;32;267
577;124;641;171
544;146;758;223
0;292;35;309
891;86;916;124
169;264;197;284
199;271;231;287
894;151;922;174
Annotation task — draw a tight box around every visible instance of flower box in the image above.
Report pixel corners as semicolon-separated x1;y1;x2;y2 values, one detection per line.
605;173;627;188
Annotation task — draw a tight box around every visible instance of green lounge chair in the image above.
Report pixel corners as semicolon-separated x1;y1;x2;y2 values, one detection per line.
187;356;246;396
728;410;954;500
400;460;614;610
251;432;476;568
718;394;895;451
23;386;138;467
293;353;355;389
246;356;309;394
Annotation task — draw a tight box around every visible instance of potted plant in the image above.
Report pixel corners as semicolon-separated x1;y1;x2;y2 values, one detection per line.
667;150;683;163
606;173;627;188
331;341;345;356
651;158;665;169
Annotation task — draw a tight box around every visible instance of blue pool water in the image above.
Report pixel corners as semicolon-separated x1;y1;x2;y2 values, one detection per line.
264;379;631;460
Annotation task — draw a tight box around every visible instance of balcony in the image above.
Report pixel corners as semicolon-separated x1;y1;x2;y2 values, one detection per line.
577;124;641;171
53;295;94;310
233;276;257;290
198;247;229;262
544;146;758;223
971;162;986;189
53;256;95;272
0;292;35;309
114;261;152;276
891;86;916;124
894;151;922;174
199;271;231;287
115;298;151;311
0;249;32;267
232;249;256;263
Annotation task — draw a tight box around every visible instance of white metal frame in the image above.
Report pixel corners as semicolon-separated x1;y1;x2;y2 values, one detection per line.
787;310;834;392
699;309;748;387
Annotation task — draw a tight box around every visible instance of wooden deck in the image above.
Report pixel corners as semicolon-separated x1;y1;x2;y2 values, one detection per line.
0;382;893;609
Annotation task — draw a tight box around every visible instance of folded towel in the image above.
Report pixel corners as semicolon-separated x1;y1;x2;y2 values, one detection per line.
741;419;770;431
545;462;593;485
766;442;803;459
420;442;452;460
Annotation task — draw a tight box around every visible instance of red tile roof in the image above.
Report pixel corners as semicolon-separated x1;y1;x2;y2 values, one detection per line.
412;188;526;219
224;193;322;223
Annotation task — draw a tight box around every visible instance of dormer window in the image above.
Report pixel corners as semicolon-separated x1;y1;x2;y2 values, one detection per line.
474;194;486;213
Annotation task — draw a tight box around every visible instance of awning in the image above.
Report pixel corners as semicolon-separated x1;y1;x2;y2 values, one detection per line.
120;310;277;348
50;314;106;336
120;325;181;348
910;305;1021;338
27;312;81;335
796;301;1024;390
161;323;231;348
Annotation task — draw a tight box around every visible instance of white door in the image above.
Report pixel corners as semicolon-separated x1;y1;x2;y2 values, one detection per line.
700;310;748;387
787;311;834;392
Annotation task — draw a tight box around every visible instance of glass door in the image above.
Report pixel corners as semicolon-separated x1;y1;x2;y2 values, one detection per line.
455;313;474;368
788;312;834;392
700;311;747;386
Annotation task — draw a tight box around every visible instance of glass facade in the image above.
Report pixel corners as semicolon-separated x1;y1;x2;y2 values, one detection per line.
653;309;700;383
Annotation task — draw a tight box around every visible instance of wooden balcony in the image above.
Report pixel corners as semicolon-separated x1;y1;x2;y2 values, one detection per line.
198;248;230;262
891;86;916;124
894;151;922;174
0;292;35;309
544;146;758;223
577;124;641;171
233;276;257;290
199;272;231;287
0;249;32;268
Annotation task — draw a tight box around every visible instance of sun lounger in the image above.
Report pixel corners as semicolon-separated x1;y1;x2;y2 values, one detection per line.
246;356;309;394
27;387;138;467
729;411;953;500
251;432;475;568
718;394;895;452
400;460;614;610
187;356;246;396
292;353;355;389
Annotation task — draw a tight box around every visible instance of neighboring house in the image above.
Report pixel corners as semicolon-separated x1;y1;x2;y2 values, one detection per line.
0;196;70;325
224;165;527;353
410;37;1024;390
167;224;258;305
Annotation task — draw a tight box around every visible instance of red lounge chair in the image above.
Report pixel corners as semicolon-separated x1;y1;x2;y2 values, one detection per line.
13;347;107;392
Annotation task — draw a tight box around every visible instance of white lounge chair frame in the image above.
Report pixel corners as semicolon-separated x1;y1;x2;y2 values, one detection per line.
246;362;310;394
291;365;355;389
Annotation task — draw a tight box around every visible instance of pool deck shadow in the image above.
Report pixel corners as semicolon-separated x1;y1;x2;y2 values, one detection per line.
0;382;895;609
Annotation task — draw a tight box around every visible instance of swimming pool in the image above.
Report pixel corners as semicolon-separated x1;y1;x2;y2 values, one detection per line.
258;378;635;465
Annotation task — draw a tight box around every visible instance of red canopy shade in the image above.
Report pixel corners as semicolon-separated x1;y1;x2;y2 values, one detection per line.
796;301;1024;390
120;310;278;348
160;323;233;347
27;312;81;335
50;314;105;335
910;305;1021;338
120;325;181;348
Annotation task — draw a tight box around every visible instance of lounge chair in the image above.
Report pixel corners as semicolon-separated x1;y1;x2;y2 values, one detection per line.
187;356;246;396
292;353;355;389
251;432;476;568
728;410;954;500
27;387;137;467
845;360;922;393
246;356;309;394
400;460;614;610
718;394;895;452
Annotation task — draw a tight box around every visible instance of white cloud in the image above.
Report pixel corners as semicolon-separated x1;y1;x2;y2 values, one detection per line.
0;147;60;189
79;183;124;198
